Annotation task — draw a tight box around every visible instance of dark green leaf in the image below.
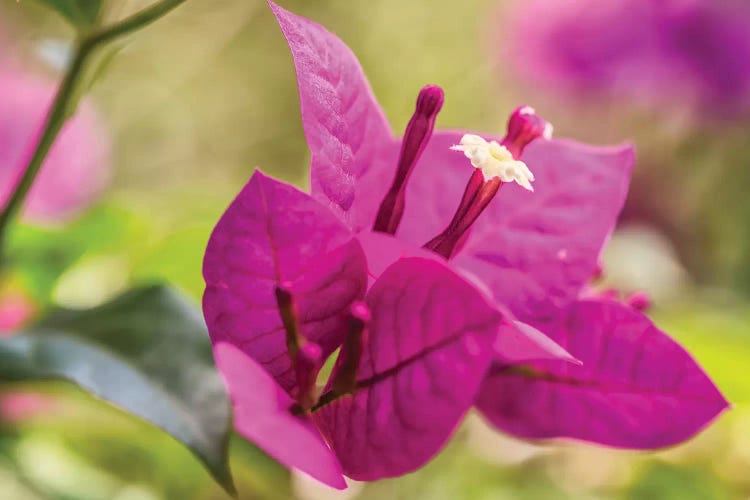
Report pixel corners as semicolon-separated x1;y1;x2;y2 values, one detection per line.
0;285;235;496
36;0;102;29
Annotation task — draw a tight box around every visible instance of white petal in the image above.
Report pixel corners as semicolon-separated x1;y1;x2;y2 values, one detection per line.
449;136;535;191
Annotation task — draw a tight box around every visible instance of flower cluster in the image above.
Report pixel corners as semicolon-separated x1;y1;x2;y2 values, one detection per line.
202;1;727;488
500;0;750;118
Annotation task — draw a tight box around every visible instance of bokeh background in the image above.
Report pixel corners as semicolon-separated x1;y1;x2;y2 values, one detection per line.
1;0;749;498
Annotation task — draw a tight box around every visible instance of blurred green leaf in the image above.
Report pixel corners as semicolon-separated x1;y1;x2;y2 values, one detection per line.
8;205;147;303
0;285;235;496
627;462;729;500
36;0;102;29
133;227;210;299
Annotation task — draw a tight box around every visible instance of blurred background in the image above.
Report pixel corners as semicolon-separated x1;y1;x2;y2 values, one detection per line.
1;0;749;498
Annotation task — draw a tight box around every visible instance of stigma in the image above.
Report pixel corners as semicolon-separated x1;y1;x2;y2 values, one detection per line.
450;134;535;191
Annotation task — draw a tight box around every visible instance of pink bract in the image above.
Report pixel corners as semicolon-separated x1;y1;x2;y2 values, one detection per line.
476;299;728;448
269;0;395;224
214;343;346;488
0;69;111;223
315;258;501;479
203;171;368;393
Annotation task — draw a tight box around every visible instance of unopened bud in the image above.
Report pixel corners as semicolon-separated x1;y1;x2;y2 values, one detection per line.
626;291;651;311
275;283;302;358
294;342;323;410
331;302;370;396
503;105;553;158
374;85;444;234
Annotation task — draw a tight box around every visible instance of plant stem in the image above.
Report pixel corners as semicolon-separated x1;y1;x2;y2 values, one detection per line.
0;43;88;256
0;0;187;262
87;0;187;47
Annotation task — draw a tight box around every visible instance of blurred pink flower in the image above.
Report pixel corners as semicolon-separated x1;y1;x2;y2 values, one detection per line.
0;391;58;423
0;292;52;424
0;291;34;334
0;68;111;223
501;0;750;117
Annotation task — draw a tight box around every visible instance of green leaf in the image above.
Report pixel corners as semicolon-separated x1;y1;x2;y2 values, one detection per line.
0;285;236;496
36;0;103;29
8;204;148;303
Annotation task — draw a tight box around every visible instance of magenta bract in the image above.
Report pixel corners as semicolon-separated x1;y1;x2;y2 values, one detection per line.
214;343;346;488
269;0;395;223
203;171;368;394
476;299;729;448
315;258;501;479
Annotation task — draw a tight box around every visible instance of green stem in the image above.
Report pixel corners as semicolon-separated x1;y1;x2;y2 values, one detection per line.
0;0;187;262
87;0;187;47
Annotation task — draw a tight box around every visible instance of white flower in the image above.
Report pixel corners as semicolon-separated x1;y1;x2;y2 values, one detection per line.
450;134;535;191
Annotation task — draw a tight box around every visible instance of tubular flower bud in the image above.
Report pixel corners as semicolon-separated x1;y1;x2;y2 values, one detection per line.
374;85;444;234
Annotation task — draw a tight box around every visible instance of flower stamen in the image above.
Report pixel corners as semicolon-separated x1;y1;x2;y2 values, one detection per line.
424;106;551;259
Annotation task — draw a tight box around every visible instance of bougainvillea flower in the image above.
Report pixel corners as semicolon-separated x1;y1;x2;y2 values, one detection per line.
0;68;110;223
268;0;726;443
500;0;750;118
203;0;727;488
